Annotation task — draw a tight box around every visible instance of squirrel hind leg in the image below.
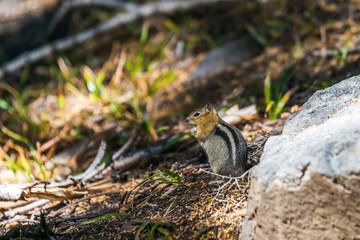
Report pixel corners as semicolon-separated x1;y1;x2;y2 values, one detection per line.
219;164;246;177
213;165;240;177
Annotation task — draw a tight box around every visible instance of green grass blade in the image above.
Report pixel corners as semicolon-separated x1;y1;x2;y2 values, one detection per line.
57;94;65;110
20;66;30;89
265;20;292;29
1;125;32;147
265;100;275;113
149;222;160;239
246;25;268;46
140;22;149;44
273;86;298;118
0;99;15;113
264;72;272;104
19;155;32;175
149;71;177;96
83;212;129;224
135;172;164;189
0;125;46;179
161;169;182;183
341;36;350;65
162;132;189;151
164;19;181;34
273;65;295;99
0;150;20;171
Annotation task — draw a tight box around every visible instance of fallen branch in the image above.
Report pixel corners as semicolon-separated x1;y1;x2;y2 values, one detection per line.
0;130;140;204
112;139;165;171
48;190;122;217
0;130;139;220
312;44;360;57
80;140;107;182
0;199;50;220
0;178;117;221
0;0;224;79
0;128;185;222
113;150;149;170
0;141;107;202
47;0;138;37
1;178;114;205
112;129;138;161
0;215;40;226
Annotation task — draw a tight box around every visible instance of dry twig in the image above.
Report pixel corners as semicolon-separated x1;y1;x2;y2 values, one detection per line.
312;45;360;57
0;199;50;221
112;130;137;161
48;190;122;217
198;169;252;207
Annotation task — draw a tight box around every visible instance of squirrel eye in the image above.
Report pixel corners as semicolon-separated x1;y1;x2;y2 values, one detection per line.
193;112;201;118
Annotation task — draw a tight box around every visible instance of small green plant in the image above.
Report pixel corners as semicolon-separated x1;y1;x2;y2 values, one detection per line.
246;25;269;46
85;212;178;239
125;169;182;204
0;81;48;181
0;125;46;180
136;169;182;189
138;219;179;240
264;65;298;120
331;36;350;66
83;212;132;224
0;82;39;130
161;132;189;151
81;65;108;101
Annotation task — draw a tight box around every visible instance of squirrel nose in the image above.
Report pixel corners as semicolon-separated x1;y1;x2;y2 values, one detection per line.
185;117;189;123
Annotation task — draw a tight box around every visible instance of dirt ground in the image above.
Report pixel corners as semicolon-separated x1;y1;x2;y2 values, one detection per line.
41;129;274;240
53;171;249;239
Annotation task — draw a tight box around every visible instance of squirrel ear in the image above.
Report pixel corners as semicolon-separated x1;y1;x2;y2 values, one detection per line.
205;103;213;114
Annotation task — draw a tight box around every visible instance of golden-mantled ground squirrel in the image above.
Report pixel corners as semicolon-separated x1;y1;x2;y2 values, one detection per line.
186;104;248;177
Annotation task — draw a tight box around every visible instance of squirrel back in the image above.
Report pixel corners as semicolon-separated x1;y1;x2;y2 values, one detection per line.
186;104;248;177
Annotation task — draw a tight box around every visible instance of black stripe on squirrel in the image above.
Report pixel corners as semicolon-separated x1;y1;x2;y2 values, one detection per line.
186;103;248;177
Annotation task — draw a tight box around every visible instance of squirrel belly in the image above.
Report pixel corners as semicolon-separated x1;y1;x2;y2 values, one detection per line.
186;104;248;177
201;122;247;177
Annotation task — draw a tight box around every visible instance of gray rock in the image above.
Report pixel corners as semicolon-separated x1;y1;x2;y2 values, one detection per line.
283;76;360;134
242;76;360;240
187;35;263;81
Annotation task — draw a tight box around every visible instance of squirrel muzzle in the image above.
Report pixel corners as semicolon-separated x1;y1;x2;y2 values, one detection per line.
185;117;196;126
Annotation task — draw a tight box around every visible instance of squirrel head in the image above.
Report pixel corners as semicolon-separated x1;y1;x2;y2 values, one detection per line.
186;103;219;128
